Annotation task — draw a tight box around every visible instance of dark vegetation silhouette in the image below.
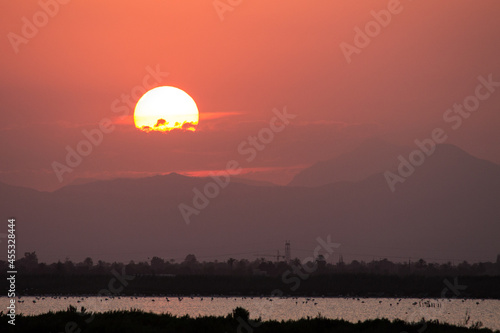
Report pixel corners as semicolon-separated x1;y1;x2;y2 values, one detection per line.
6;252;500;276
1;252;499;298
1;306;498;333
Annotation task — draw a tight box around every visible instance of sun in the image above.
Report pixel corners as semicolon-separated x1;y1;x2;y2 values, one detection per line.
134;86;199;132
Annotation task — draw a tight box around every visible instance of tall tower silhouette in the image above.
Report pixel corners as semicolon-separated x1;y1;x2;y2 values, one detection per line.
285;240;291;263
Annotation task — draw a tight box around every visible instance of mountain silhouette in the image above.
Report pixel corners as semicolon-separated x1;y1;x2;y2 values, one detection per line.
288;139;411;187
1;144;498;264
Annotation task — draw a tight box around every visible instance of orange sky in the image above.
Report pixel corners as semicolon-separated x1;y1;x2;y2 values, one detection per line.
1;0;499;191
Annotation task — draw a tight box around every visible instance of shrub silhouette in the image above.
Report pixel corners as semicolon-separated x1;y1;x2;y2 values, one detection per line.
232;307;250;321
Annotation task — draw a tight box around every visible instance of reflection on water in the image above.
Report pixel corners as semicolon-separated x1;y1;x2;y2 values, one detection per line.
1;296;499;330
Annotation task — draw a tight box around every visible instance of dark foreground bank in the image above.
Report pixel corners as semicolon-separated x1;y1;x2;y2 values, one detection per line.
1;306;498;333
4;274;500;298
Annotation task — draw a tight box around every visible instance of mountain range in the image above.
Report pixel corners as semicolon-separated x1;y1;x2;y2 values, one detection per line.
1;141;499;264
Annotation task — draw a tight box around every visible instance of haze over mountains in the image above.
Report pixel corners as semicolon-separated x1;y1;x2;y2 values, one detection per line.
288;140;411;187
2;141;499;264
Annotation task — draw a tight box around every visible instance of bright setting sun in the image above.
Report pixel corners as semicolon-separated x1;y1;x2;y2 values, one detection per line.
134;86;199;132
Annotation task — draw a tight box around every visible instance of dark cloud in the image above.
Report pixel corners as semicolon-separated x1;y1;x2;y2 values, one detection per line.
155;119;167;127
182;122;197;131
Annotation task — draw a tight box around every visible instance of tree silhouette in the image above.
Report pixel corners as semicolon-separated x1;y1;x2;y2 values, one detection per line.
83;257;93;268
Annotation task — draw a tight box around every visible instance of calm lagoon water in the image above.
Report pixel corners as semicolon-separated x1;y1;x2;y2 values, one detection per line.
2;296;499;331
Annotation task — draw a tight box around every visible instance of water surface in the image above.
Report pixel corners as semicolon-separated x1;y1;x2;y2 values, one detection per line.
1;296;499;330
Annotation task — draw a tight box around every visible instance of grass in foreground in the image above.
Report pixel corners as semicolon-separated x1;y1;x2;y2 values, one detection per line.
0;306;498;333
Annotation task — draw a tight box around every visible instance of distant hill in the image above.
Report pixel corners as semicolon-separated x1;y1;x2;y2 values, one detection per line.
1;144;499;264
288;139;411;187
229;177;276;187
67;174;276;188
